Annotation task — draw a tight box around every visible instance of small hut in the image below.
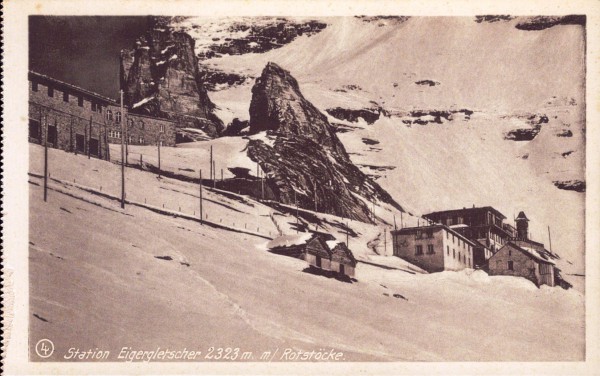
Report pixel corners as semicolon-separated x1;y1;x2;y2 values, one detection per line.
327;241;357;278
305;235;333;271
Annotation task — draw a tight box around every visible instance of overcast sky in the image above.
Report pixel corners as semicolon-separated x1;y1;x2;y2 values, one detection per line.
29;16;151;99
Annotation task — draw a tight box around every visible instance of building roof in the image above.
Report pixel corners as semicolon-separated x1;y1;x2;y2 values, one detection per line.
29;70;119;106
497;242;555;265
329;242;357;266
424;206;507;220
391;224;477;247
515;211;529;221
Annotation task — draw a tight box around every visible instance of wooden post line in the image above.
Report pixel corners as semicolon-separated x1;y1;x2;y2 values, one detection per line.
157;134;161;178
44;115;48;202
199;170;203;225
210;145;213;182
120;90;125;209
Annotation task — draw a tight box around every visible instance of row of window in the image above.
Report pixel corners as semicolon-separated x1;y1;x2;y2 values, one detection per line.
107;130;146;144
446;231;469;249
447;246;472;267
414;244;435;256
415;229;434;239
32;81;115;115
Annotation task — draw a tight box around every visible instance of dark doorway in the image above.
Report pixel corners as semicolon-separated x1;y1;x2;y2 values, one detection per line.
75;134;85;153
339;264;345;275
47;125;58;147
316;256;321;268
89;138;99;156
29;119;41;143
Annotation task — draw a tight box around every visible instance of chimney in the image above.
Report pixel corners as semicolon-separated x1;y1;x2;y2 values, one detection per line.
515;211;529;240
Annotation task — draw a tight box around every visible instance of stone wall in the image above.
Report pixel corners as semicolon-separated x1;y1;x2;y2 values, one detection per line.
106;113;176;147
488;243;554;286
29;73;178;157
28;80;115;160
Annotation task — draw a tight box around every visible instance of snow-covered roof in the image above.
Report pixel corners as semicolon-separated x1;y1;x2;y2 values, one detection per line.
326;240;342;250
267;233;313;249
519;245;556;265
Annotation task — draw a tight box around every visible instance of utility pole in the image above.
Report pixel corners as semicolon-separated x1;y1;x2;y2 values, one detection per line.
346;221;349;246
221;168;223;182
261;169;265;200
87;117;91;159
295;190;299;233
401;211;403;228
213;160;216;189
209;145;213;182
120;90;125;209
384;228;387;255
43;115;48;202
548;226;552;253
124;116;128;166
157;133;162;178
313;180;317;212
199;170;203;225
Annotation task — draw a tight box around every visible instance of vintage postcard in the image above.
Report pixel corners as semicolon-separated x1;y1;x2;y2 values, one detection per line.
2;0;600;374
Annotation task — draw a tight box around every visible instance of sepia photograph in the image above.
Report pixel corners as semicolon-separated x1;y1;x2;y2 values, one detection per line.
2;0;599;374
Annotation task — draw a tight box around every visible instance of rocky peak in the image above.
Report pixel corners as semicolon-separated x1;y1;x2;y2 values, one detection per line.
120;24;223;137
247;63;402;222
249;62;340;150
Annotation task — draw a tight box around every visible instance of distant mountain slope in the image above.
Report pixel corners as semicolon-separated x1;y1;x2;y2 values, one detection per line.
182;16;585;274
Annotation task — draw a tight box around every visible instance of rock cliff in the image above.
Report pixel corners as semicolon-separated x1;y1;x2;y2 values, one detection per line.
120;20;223;137
247;62;403;222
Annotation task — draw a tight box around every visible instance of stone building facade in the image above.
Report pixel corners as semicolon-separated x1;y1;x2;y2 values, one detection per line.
391;224;476;273
28;71;121;159
107;113;177;147
488;242;555;287
28;71;176;158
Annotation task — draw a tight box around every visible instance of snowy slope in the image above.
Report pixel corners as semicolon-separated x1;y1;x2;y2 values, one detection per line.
180;16;585;274
29;159;584;361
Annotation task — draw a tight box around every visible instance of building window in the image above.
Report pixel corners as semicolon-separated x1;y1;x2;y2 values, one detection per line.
92;102;103;113
78;96;84;107
141;122;145;130
446;232;449;239
415;245;423;256
426;229;434;238
138;136;144;144
63;91;69;102
453;249;455;259
32;81;38;92
160;124;165;132
447;246;449;255
508;261;514;271
106;110;113;121
47;86;54;97
509;250;512;256
128;119;134;129
468;258;471;267
427;245;434;254
116;111;122;123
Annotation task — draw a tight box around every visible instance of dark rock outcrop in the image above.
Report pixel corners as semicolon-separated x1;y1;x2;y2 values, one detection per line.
197;19;327;60
415;80;440;87
516;15;586;31
246;62;403;222
553;180;585;193
474;15;515;23
120;20;224;137
222;118;249;137
325;107;381;125
504;113;548;141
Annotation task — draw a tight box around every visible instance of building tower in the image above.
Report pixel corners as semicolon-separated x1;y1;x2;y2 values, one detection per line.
515;211;529;240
